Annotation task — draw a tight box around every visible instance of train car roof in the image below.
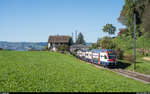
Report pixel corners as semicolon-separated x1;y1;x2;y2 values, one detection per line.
91;49;114;53
78;49;90;52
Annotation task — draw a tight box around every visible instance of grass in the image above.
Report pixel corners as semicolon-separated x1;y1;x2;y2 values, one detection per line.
125;49;150;75
113;35;150;75
113;35;150;50
0;51;150;92
120;55;150;75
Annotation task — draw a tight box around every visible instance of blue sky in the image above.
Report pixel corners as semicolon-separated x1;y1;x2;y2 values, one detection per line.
0;0;125;43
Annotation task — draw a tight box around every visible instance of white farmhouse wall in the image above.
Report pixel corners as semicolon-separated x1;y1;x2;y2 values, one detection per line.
48;43;51;49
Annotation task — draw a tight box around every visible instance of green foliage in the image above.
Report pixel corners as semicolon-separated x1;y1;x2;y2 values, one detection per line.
120;50;150;75
115;47;124;60
118;28;129;36
42;46;49;51
103;24;116;36
57;45;69;53
29;48;40;51
89;43;98;50
113;35;150;61
113;35;134;50
142;3;150;37
137;36;150;49
89;38;102;50
68;37;74;46
100;37;116;49
118;0;150;37
0;51;150;92
76;32;85;45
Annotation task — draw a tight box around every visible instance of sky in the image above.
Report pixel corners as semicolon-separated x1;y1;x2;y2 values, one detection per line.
0;0;125;43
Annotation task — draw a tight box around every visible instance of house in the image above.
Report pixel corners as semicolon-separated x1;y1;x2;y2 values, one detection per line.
48;35;72;51
118;28;128;36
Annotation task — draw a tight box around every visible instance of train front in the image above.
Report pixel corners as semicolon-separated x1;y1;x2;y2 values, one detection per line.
106;50;117;67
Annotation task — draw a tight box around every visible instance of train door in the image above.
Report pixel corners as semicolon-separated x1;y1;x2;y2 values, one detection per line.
87;52;92;62
100;52;108;65
93;53;98;64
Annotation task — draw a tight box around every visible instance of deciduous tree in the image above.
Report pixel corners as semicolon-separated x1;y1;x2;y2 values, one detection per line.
103;24;116;37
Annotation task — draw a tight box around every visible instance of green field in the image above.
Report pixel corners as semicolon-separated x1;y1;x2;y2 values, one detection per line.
118;57;150;75
113;36;150;75
0;51;150;92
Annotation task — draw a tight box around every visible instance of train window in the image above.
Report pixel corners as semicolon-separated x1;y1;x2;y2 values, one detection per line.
104;55;107;59
101;55;104;58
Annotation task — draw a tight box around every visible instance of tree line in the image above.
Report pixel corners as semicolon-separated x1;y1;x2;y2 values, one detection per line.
118;0;150;38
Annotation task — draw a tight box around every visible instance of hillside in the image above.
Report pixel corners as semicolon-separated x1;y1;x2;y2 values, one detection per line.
112;36;150;75
0;51;150;92
0;41;48;51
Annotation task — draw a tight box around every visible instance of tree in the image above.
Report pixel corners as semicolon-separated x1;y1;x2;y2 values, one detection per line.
118;0;150;37
142;3;150;37
103;24;116;37
89;43;98;50
76;32;85;44
115;47;124;60
100;37;116;49
118;28;129;36
69;37;73;46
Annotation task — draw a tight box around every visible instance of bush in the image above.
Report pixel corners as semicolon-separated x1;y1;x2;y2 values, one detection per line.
42;46;49;51
100;37;116;49
115;47;124;60
29;48;40;51
89;43;98;50
123;55;134;63
57;45;69;53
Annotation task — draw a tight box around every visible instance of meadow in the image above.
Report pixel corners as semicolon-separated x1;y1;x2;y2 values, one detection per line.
0;51;150;92
113;36;150;75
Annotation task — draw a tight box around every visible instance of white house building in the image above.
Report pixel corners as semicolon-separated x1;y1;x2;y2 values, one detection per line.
48;35;72;51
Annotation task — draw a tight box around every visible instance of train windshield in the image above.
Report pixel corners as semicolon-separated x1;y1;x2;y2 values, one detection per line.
108;50;115;55
108;51;116;59
109;55;116;59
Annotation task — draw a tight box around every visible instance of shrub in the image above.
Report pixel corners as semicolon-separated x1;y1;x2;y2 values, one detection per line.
100;37;116;49
89;43;98;50
123;55;134;63
57;45;69;53
29;48;40;51
42;46;49;51
115;47;124;60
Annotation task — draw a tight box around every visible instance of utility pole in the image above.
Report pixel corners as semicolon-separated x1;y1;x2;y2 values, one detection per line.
133;0;138;72
75;30;78;44
72;32;74;44
133;13;136;71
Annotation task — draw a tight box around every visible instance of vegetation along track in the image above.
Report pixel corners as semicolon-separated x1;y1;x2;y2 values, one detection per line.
80;59;150;84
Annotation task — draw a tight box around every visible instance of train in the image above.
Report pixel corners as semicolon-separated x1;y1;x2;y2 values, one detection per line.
76;49;117;67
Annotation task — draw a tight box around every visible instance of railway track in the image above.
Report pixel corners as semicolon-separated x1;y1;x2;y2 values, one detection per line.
112;69;150;84
79;58;150;84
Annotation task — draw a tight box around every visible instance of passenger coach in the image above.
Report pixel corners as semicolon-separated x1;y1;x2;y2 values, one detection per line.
76;49;117;67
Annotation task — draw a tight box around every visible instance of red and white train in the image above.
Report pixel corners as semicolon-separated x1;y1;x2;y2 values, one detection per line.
76;49;117;67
